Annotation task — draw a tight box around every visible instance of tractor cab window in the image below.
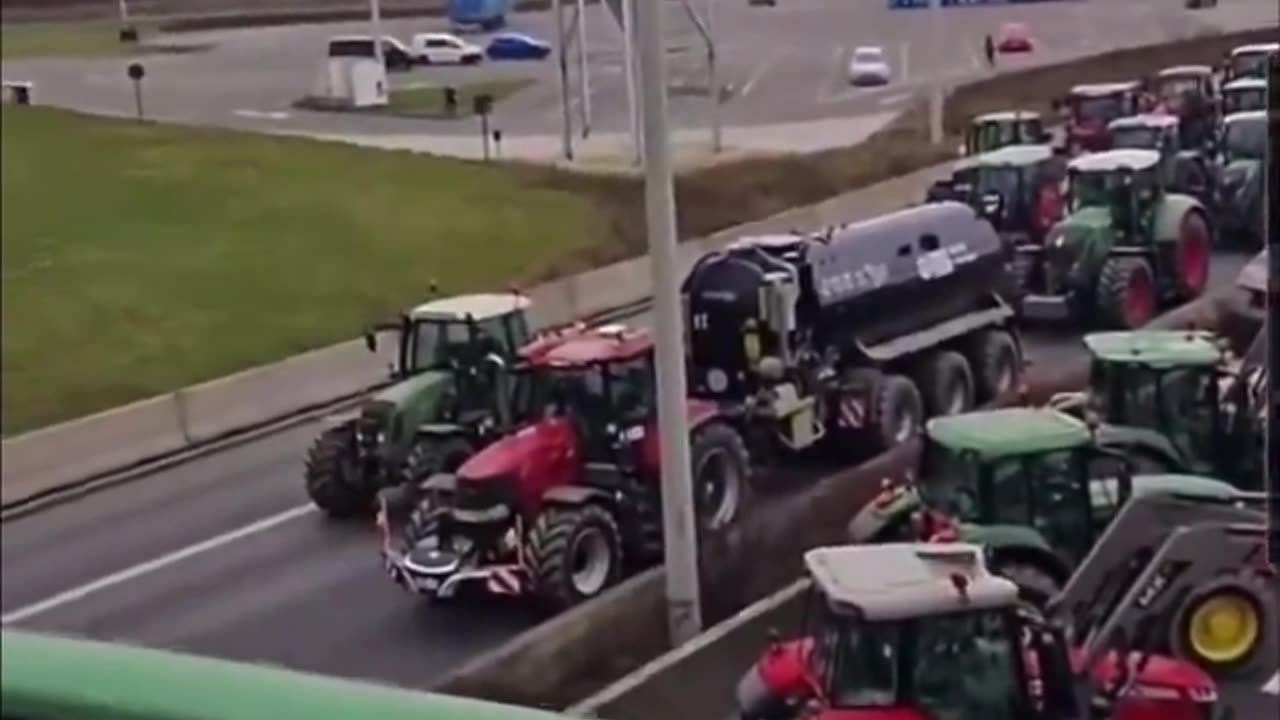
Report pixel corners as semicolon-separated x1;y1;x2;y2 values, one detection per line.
410;319;475;371
1229;52;1269;80
1223;87;1266;114
829;616;899;707
1222;118;1265;161
1156;77;1200;104
1072;94;1124;124
1068;170;1123;211
974;165;1022;206
604;356;655;425
913;610;1023;720
543;365;607;421
1098;362;1217;470
1109;126;1161;151
919;443;981;521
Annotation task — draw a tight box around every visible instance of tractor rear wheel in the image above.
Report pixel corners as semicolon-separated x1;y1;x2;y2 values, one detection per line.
690;422;752;532
991;559;1062;608
916;350;975;417
1173;210;1212;301
1170;573;1277;681
872;374;924;452
1096;256;1157;329
527;504;623;612
304;421;371;519
968;330;1021;403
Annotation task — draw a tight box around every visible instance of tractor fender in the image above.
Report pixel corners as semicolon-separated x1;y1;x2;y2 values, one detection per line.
959;523;1071;583
685;397;728;433
541;484;614;509
1152;194;1209;244
847;485;923;543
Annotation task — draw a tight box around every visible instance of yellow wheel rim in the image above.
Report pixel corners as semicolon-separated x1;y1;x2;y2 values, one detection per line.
1188;592;1260;665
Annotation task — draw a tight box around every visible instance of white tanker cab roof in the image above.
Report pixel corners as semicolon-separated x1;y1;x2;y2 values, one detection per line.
805;543;1018;621
1068;149;1161;174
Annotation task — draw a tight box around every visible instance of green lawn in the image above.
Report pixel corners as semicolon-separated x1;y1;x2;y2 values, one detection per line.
1;23;208;60
295;78;534;119
0;106;605;435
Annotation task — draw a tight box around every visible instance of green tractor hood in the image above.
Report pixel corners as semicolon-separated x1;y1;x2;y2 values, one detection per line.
1045;206;1114;279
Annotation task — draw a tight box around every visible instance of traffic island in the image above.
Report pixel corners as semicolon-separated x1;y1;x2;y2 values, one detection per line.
292;79;535;121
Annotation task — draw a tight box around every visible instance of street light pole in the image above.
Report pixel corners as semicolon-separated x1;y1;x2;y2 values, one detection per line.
554;0;574;160
634;0;703;646
623;0;642;164
927;0;944;144
576;0;593;138
706;0;722;153
369;0;385;71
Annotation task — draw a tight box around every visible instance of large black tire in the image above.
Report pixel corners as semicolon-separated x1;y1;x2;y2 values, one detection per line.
967;329;1021;403
399;435;476;487
526;504;624;612
689;422;752;532
871;374;924;452
991;558;1063;608
916;350;975;417
1169;573;1278;682
1096;256;1158;329
304;421;372;519
1172;209;1212;301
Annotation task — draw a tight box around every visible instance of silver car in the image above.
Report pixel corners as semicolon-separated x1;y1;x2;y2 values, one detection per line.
847;46;891;86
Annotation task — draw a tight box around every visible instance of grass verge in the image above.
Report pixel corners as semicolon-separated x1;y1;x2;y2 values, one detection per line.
0;23;210;60
2;27;1271;436
294;78;535;120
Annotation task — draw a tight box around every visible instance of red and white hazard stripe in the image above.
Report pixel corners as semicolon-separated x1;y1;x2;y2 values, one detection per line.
486;567;524;596
840;397;865;429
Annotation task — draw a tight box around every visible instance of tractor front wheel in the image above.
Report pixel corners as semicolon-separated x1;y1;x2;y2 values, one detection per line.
1096;256;1157;329
1170;573;1277;681
527;504;624;612
1173;210;1212;301
690;422;752;532
871;374;924;452
304;421;372;519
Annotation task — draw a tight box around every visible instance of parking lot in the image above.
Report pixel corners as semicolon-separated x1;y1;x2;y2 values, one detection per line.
3;0;1271;140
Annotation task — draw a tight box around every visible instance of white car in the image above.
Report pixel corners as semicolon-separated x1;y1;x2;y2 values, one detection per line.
848;46;891;86
410;32;484;65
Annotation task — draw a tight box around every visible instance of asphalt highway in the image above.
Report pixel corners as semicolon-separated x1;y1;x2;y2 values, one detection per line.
2;0;1272;138
0;251;1252;693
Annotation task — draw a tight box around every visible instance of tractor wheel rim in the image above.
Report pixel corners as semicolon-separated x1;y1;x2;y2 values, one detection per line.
696;449;740;530
945;380;968;415
1189;593;1260;665
1180;217;1210;294
570;528;612;597
893;408;917;443
1124;268;1156;328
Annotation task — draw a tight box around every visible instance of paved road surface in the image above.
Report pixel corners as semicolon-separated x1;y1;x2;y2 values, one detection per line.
2;0;1271;140
0;250;1251;692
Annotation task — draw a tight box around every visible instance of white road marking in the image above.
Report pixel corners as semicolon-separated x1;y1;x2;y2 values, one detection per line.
815;44;846;105
899;42;910;81
1;504;315;625
1263;671;1279;695
234;109;291;120
739;48;783;98
878;92;911;107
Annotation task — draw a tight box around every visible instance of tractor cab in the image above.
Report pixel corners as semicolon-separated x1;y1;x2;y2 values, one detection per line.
736;543;1219;720
1220;77;1267;114
945;144;1066;247
1216;110;1267;247
1219;109;1266;163
366;293;533;379
962;110;1049;157
1150;65;1217;147
1222;42;1277;82
1065;150;1163;244
1105;115;1217;208
1066;330;1261;488
1063;82;1145;154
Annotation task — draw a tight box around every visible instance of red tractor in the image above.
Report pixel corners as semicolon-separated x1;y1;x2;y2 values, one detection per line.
378;323;752;611
1060;82;1147;155
734;543;1220;720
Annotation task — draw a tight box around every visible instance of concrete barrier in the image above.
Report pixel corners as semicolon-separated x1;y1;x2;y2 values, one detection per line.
430;291;1233;712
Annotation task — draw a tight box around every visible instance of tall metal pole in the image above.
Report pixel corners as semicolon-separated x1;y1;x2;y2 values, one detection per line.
623;0;642;164
706;0;722;153
1265;50;1279;569
369;0;385;71
635;0;703;646
576;0;593;138
927;0;944;144
553;0;574;160
118;0;130;24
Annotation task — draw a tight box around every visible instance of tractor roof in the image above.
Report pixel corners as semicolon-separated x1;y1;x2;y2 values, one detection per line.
1157;64;1212;78
972;110;1041;124
1083;331;1220;368
524;324;652;367
1070;81;1140;96
1231;42;1278;56
1223;77;1267;91
410;293;531;322
962;143;1055;169
1223;109;1266;126
1108;113;1178;131
805;543;1017;621
926;407;1091;459
1068;149;1160;174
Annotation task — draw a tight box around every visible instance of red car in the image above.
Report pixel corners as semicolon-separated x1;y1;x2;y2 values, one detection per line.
997;22;1034;53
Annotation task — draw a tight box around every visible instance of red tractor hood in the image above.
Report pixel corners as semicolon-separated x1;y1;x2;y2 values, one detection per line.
456;416;573;481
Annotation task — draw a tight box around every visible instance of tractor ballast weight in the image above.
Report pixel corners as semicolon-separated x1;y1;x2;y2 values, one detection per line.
303;293;534;518
1015;149;1214;329
682;201;1023;458
734;543;1220;720
1051;491;1275;684
380;323;753;611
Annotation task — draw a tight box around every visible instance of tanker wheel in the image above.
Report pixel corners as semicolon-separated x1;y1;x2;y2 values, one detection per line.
872;374;924;452
304;421;372;519
1173;210;1212;300
1096;256;1157;329
916;350;975;418
526;503;623;613
968;330;1021;403
991;558;1063;608
690;422;752;532
1170;573;1277;681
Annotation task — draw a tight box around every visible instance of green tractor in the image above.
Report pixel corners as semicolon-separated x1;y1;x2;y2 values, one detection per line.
959;110;1050;157
848;406;1244;603
1215;110;1266;247
1013;148;1214;329
1048;330;1264;490
304;293;534;518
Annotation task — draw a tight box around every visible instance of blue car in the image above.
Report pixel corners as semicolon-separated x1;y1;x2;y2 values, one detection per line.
485;33;552;61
